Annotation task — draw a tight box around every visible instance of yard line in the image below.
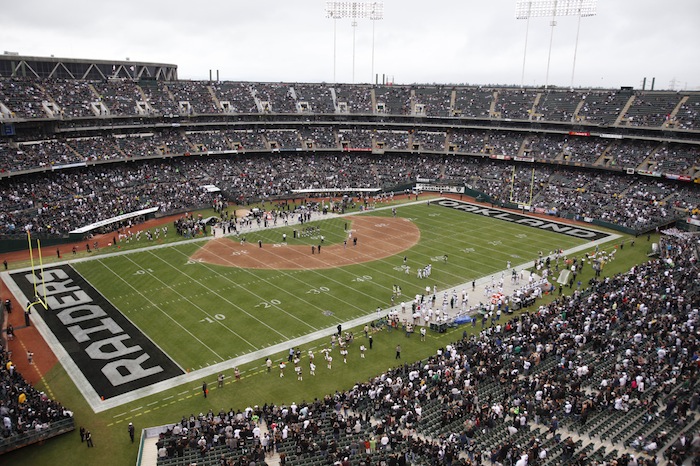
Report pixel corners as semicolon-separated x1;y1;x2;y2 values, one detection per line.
149;247;321;331
349;206;580;287
170;246;378;332
136;251;295;339
207;219;472;309
96;258;224;361
194;240;378;315
168;256;327;331
121;254;262;347
364;210;533;284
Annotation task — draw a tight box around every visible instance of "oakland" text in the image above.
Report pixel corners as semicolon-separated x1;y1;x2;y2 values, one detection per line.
437;200;611;241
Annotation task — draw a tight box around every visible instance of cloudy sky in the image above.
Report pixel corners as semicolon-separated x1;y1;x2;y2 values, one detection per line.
2;0;699;89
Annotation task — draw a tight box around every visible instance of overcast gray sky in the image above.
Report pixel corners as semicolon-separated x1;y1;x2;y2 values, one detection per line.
2;0;699;89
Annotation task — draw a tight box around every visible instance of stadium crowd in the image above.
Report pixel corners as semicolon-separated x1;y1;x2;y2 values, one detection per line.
0;161;216;237
0;344;74;447
3;127;698;177
1;78;698;237
153;231;700;466
1;76;699;465
0;152;697;239
2;78;698;126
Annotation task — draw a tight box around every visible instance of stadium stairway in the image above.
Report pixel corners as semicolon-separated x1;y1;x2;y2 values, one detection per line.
489;90;498;118
614;94;636;126
141;437;160;466
572;98;586;122
529;93;542;121
664;95;689;128
207;86;223;112
637;143;664;172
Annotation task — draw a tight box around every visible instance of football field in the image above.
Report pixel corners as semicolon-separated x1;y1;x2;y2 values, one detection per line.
5;198;615;412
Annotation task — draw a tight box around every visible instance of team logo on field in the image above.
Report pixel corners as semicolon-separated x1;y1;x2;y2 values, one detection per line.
10;265;184;400
437;200;611;241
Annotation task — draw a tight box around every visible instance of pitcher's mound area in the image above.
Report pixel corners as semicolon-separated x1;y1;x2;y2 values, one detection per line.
191;216;419;270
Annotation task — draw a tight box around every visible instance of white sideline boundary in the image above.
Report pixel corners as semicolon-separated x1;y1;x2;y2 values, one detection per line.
1;198;621;413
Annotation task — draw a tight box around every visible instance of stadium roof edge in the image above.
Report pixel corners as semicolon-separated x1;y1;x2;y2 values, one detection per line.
0;54;177;68
0;54;178;81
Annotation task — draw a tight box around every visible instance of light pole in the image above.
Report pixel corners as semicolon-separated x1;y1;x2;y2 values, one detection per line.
325;1;384;84
570;0;596;88
516;1;533;88
369;3;384;85
352;19;358;83
326;4;342;83
516;0;597;88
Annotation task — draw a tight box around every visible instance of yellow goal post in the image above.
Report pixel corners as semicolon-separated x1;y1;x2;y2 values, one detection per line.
26;230;49;311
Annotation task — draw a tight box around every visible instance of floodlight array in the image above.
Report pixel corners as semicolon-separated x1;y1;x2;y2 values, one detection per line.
516;0;597;19
326;1;384;20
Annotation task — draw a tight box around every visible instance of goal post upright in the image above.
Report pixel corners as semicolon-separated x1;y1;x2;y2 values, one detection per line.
26;229;49;310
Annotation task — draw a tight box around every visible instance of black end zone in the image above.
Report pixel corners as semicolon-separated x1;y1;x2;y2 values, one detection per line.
436;199;612;242
10;265;184;399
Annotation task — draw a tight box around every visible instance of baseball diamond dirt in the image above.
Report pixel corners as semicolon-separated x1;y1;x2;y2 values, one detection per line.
190;216;420;269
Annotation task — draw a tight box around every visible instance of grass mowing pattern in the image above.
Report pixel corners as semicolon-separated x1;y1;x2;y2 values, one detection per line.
7;201;653;466
72;203;587;371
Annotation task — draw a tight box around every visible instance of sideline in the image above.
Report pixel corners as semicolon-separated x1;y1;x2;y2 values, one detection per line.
1;197;620;413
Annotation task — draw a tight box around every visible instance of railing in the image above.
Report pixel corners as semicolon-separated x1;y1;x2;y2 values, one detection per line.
0;416;75;454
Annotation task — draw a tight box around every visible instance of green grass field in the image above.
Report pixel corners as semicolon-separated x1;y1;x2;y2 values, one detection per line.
72;202;588;372
5;198;656;466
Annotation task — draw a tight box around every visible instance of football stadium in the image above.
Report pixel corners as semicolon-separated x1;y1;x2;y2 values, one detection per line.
1;2;699;466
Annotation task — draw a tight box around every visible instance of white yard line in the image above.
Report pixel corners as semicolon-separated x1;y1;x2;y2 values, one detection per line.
135;251;287;342
163;246;322;331
0;198;621;413
97;258;225;360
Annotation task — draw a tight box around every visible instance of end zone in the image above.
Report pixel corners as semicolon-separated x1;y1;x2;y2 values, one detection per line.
436;199;614;241
3;265;184;410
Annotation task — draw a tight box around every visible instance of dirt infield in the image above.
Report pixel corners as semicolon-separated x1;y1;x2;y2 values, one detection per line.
0;193;614;386
191;216;420;269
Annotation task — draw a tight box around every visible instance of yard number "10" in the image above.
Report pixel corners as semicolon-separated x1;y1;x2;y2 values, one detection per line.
200;314;226;323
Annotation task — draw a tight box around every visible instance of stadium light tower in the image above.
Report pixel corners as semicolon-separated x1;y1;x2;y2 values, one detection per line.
569;0;596;88
369;3;384;85
516;0;597;88
326;1;384;84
